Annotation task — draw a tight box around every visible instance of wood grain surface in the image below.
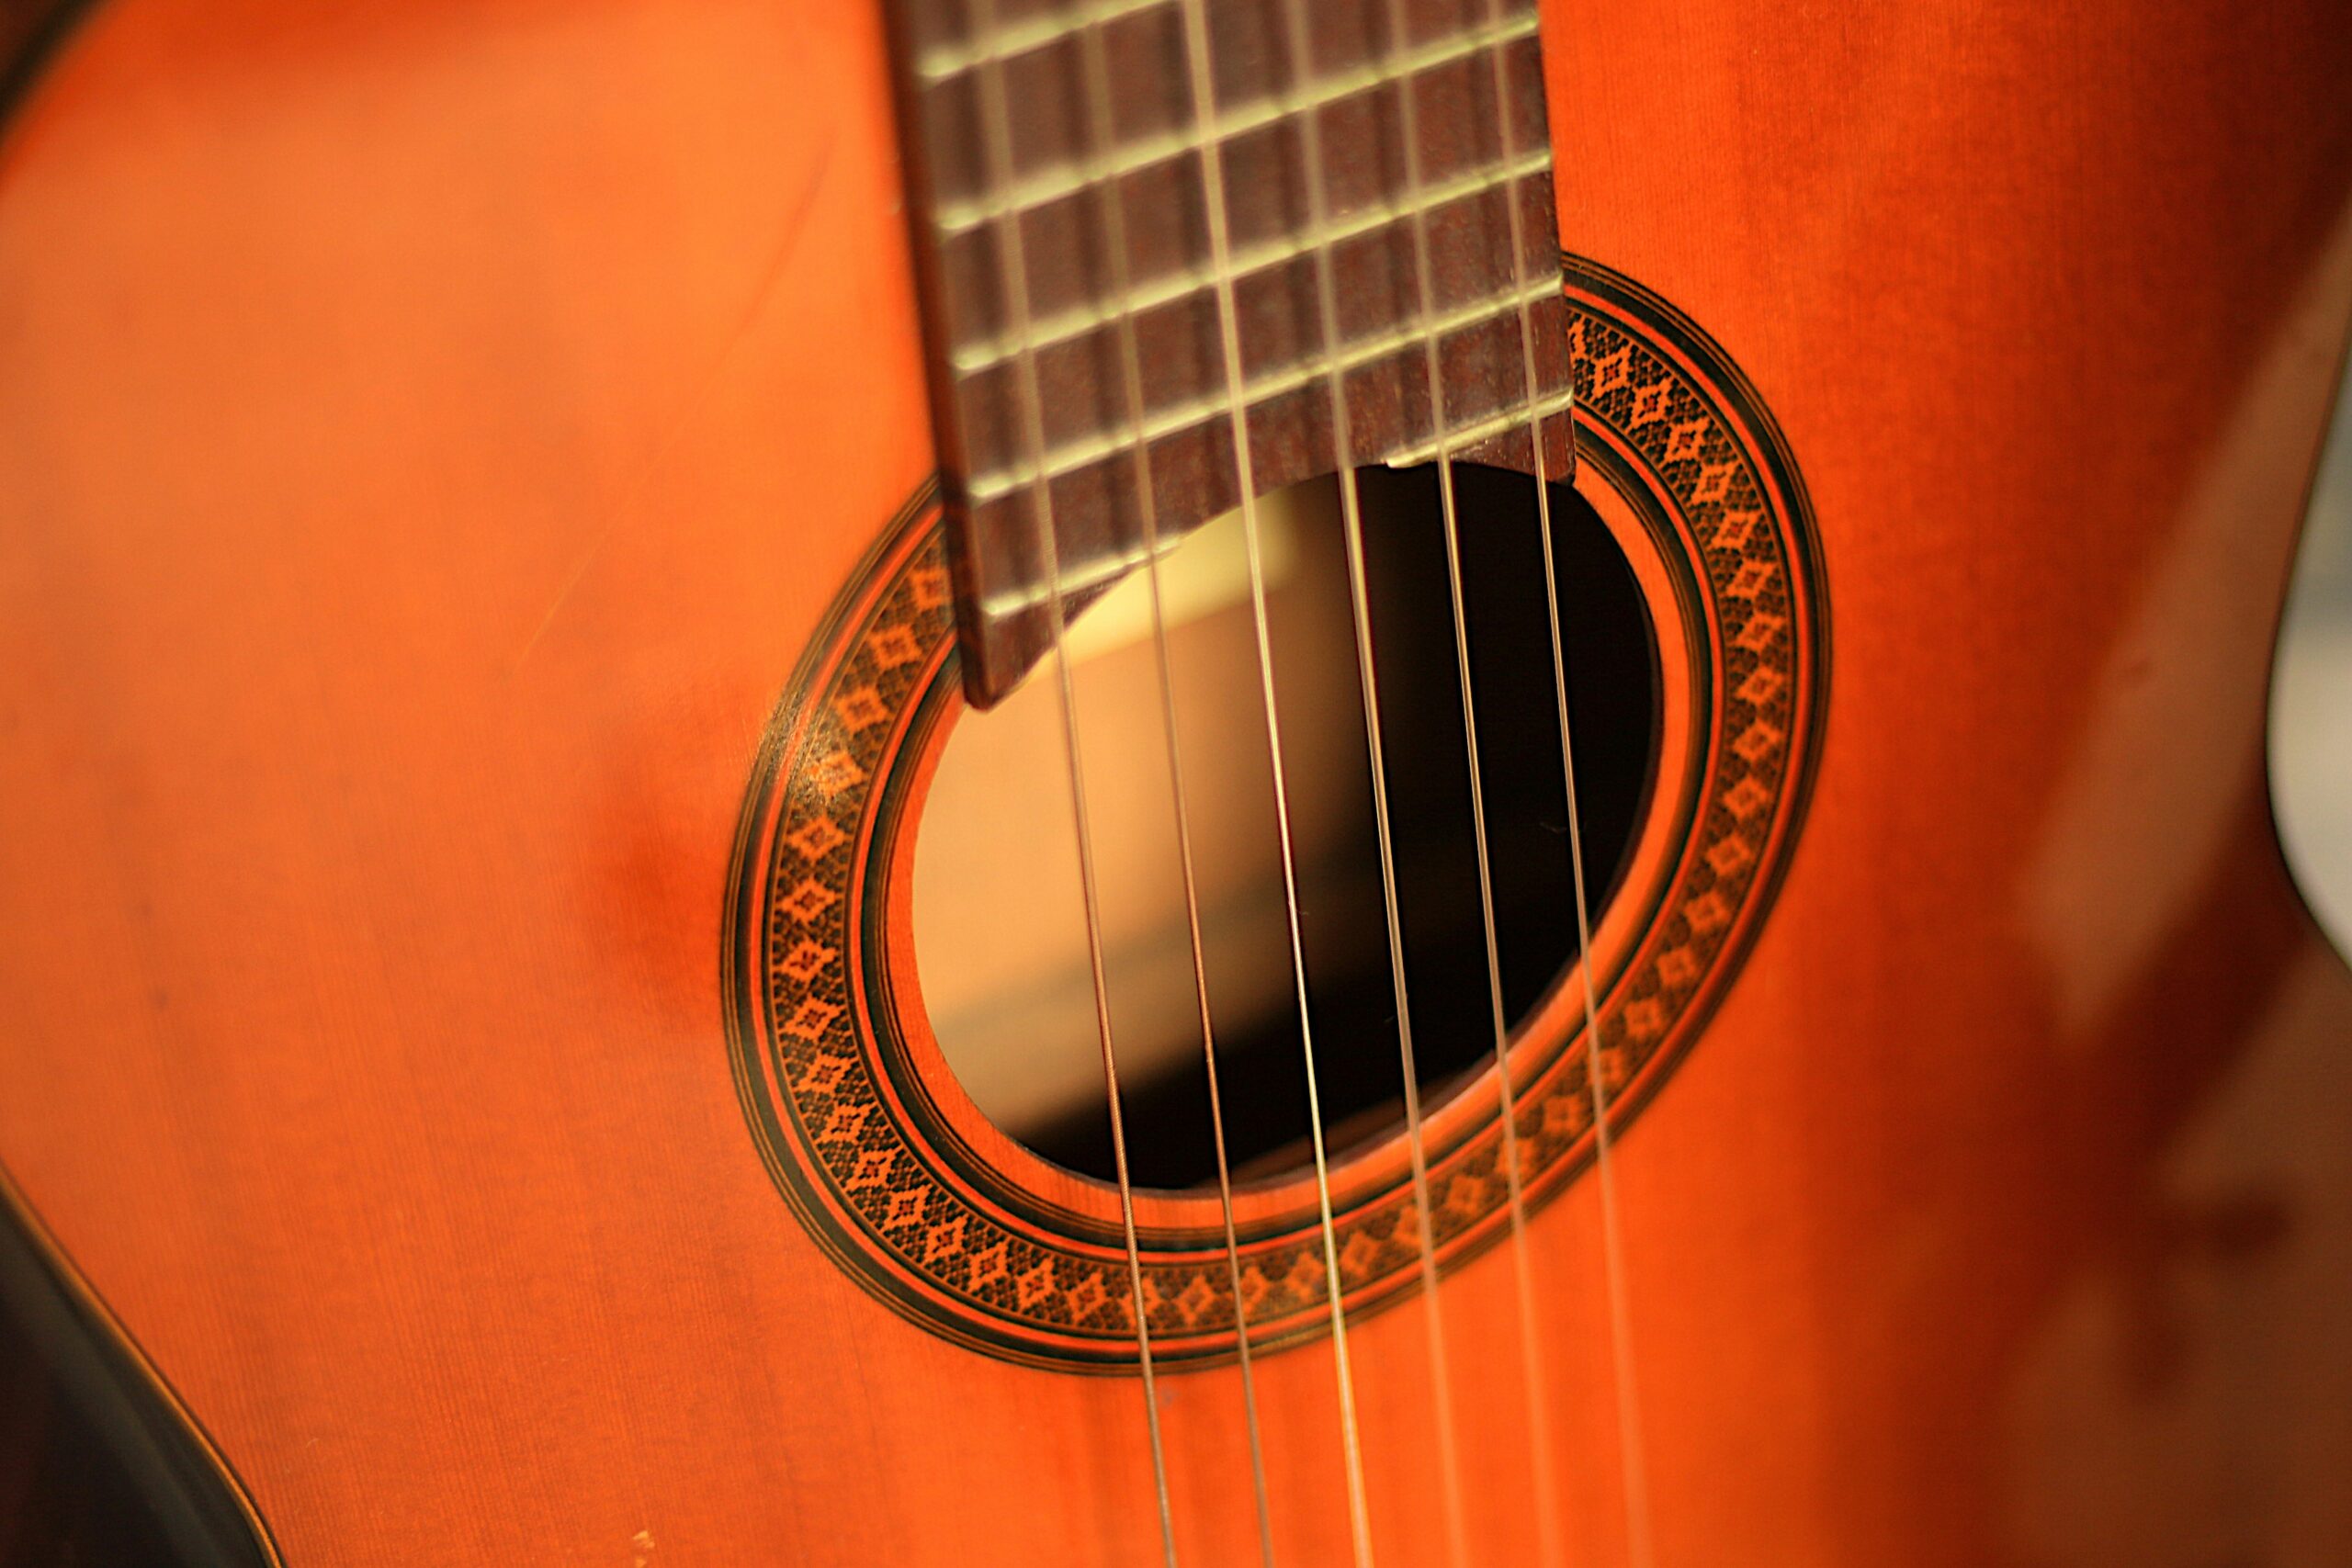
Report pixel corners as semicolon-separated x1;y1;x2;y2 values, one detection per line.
0;0;2348;1562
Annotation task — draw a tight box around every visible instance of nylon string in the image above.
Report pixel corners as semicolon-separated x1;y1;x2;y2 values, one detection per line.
1173;0;1380;1562
1354;3;1573;1562
1265;0;1478;1563
965;4;1180;1562
1070;13;1280;1565
1472;6;1656;1562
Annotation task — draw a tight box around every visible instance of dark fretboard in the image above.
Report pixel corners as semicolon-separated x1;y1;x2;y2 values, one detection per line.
888;0;1572;705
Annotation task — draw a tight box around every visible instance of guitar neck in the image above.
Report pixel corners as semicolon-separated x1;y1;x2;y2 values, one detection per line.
886;0;1574;703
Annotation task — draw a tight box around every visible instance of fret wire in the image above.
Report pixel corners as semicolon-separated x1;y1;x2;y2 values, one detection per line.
946;153;1556;370
1382;386;1571;467
962;407;1608;624
973;522;1182;621
914;0;1170;80
929;14;1540;232
962;275;1566;502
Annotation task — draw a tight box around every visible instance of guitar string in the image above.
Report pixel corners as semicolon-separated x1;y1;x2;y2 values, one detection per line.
1369;3;1570;1563
964;4;1180;1562
1263;1;1473;1564
1069;14;1281;1567
1170;1;1380;1562
1472;7;1656;1562
967;7;1640;1565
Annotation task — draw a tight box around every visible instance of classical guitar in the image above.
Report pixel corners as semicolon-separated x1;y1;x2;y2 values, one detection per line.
3;0;2350;1562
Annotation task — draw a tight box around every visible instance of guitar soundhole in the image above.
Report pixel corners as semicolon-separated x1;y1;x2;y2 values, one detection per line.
914;461;1660;1190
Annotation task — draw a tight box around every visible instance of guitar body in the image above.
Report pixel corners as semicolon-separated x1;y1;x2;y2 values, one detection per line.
2;0;2348;1563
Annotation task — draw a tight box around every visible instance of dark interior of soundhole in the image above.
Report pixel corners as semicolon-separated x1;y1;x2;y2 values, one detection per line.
1035;462;1662;1190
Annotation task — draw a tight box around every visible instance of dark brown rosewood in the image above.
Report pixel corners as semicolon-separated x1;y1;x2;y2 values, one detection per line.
887;0;1574;704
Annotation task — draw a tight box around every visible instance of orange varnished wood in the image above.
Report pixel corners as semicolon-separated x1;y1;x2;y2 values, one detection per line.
2;0;2350;1563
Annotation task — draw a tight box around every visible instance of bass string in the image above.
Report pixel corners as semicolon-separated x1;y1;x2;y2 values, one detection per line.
1471;5;1657;1562
968;6;1648;1564
962;3;1181;1564
1170;0;1380;1563
1265;0;1474;1565
1360;1;1568;1562
1068;13;1281;1567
